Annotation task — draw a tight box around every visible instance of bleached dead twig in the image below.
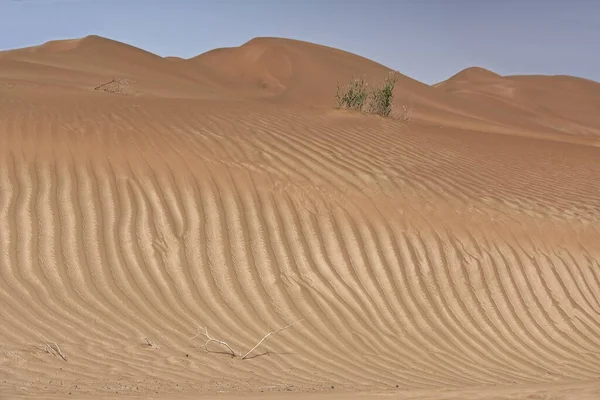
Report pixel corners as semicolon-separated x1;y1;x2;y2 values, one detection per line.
241;319;304;360
399;104;412;123
142;336;160;350
190;327;237;357
190;319;304;360
36;332;67;362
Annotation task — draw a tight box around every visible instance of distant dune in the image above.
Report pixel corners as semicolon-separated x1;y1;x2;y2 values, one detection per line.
1;35;600;400
436;67;600;139
188;36;400;103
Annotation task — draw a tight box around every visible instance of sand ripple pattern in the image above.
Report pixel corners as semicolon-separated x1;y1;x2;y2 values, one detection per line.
0;99;599;396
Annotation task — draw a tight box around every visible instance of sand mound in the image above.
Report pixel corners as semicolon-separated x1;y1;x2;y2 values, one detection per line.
442;66;503;83
0;35;227;99
29;38;85;53
436;69;600;138
1;36;600;400
164;56;186;63
188;37;405;104
435;66;510;94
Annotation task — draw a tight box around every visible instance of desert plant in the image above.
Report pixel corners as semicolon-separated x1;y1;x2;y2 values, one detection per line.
368;72;398;117
335;76;368;111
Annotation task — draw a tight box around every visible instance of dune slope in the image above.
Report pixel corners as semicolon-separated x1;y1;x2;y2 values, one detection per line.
436;67;600;138
0;36;232;98
0;36;600;400
187;36;402;103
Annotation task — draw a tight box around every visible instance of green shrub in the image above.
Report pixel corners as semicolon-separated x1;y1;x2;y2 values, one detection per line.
368;72;397;117
335;72;398;117
335;77;368;111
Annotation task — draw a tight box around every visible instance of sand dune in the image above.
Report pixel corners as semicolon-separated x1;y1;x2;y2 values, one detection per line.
0;36;600;400
188;37;401;103
436;67;600;139
3;35;597;141
0;35;230;99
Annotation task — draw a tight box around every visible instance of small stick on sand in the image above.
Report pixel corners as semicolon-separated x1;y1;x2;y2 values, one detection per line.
36;332;67;362
142;336;160;350
190;327;237;357
241;319;304;360
190;319;304;360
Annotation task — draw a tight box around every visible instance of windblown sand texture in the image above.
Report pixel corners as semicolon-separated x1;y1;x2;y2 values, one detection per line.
1;36;600;400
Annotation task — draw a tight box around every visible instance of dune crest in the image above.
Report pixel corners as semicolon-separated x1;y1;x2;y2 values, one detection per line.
187;36;401;103
443;66;503;83
436;67;600;138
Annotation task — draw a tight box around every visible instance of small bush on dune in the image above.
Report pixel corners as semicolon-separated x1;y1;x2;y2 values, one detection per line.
368;72;397;117
335;77;368;110
335;72;399;118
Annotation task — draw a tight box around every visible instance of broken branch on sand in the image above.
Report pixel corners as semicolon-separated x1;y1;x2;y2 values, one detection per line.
190;319;304;360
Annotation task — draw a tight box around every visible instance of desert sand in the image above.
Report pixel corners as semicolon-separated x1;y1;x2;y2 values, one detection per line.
0;36;600;400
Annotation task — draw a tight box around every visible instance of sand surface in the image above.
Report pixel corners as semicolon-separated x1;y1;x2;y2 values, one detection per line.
0;36;599;399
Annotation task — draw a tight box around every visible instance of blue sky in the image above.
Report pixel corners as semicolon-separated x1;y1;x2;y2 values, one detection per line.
1;0;598;84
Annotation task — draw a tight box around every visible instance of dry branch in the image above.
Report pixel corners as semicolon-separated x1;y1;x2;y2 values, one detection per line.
190;319;304;360
36;332;67;362
93;78;117;91
241;319;303;360
93;77;133;95
190;327;237;357
142;336;160;350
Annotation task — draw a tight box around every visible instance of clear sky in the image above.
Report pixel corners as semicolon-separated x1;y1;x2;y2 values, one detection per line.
1;0;598;84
